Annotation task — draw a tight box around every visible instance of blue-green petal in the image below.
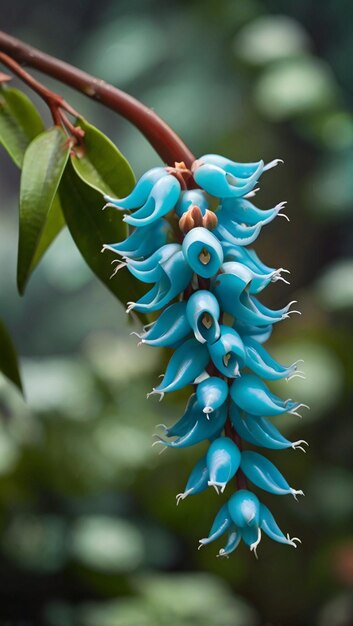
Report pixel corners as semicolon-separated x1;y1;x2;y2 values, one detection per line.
196;376;228;414
240;451;304;498
206;437;241;492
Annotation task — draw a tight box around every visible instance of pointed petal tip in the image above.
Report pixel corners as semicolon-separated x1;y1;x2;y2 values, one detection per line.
147;388;165;402
151;438;163;447
155;423;167;432
207;481;221;495
287;533;302;547
243;187;260;199
176;492;186;506
292;440;309;453
291;489;305;501
217;549;229;559
263;158;284;172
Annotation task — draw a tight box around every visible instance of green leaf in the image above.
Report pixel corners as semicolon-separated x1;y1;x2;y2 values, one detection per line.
0;320;23;392
30;195;65;272
18;126;70;294
0;89;66;276
71;117;135;196
59;160;146;320
0;86;44;167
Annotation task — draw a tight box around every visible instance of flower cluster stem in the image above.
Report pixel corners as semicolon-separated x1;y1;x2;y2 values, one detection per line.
225;416;248;489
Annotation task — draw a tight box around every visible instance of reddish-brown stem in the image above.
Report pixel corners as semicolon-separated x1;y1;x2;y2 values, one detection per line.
225;413;248;490
0;52;79;116
198;277;210;290
58;110;85;142
0;51;86;143
0;31;195;167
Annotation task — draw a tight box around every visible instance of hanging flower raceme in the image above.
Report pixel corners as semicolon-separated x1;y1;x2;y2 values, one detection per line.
103;155;308;559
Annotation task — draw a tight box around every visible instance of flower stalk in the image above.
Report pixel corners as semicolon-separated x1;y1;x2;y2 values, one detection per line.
0;30;195;167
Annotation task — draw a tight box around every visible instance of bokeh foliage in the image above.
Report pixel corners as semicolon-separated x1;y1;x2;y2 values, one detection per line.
0;1;352;625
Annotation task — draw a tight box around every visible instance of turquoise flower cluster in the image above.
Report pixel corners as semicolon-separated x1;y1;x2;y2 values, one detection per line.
104;154;308;558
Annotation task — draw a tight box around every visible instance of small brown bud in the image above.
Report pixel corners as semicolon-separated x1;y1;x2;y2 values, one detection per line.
179;211;195;234
179;205;204;233
190;205;204;227
202;209;218;230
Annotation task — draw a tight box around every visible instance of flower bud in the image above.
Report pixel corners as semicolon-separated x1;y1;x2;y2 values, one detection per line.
207;437;241;493
228;490;260;528
202;209;218;230
196;376;228;414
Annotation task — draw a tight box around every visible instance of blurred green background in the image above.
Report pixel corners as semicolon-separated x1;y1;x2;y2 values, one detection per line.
0;1;353;624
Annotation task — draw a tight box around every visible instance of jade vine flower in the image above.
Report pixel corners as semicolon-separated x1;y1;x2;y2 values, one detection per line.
103;154;308;558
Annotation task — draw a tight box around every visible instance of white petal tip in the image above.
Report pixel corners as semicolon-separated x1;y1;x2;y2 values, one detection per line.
292;489;305;501
263;158;284;172
207;481;221;495
287;534;302;547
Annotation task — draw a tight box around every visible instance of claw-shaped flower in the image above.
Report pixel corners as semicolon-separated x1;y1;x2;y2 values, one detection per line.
155;401;228;449
149;337;209;396
103;219;169;259
196;376;228;414
126;250;193;313
206;437;241;493
124;243;181;283
105;167;180;227
214;198;288;246
182;227;224;278
176;455;209;504
212;263;290;326
136;301;190;347
240;451;304;499
230;405;308;452
207;325;246;377
193;155;265;198
163;393;198;438
199;490;301;557
243;336;302;380
230;373;302;417
186;290;221;344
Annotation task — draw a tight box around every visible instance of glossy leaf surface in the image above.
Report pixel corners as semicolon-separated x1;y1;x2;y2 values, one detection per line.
0;86;44;167
71;117;135;196
59;160;146;319
17;127;70;293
